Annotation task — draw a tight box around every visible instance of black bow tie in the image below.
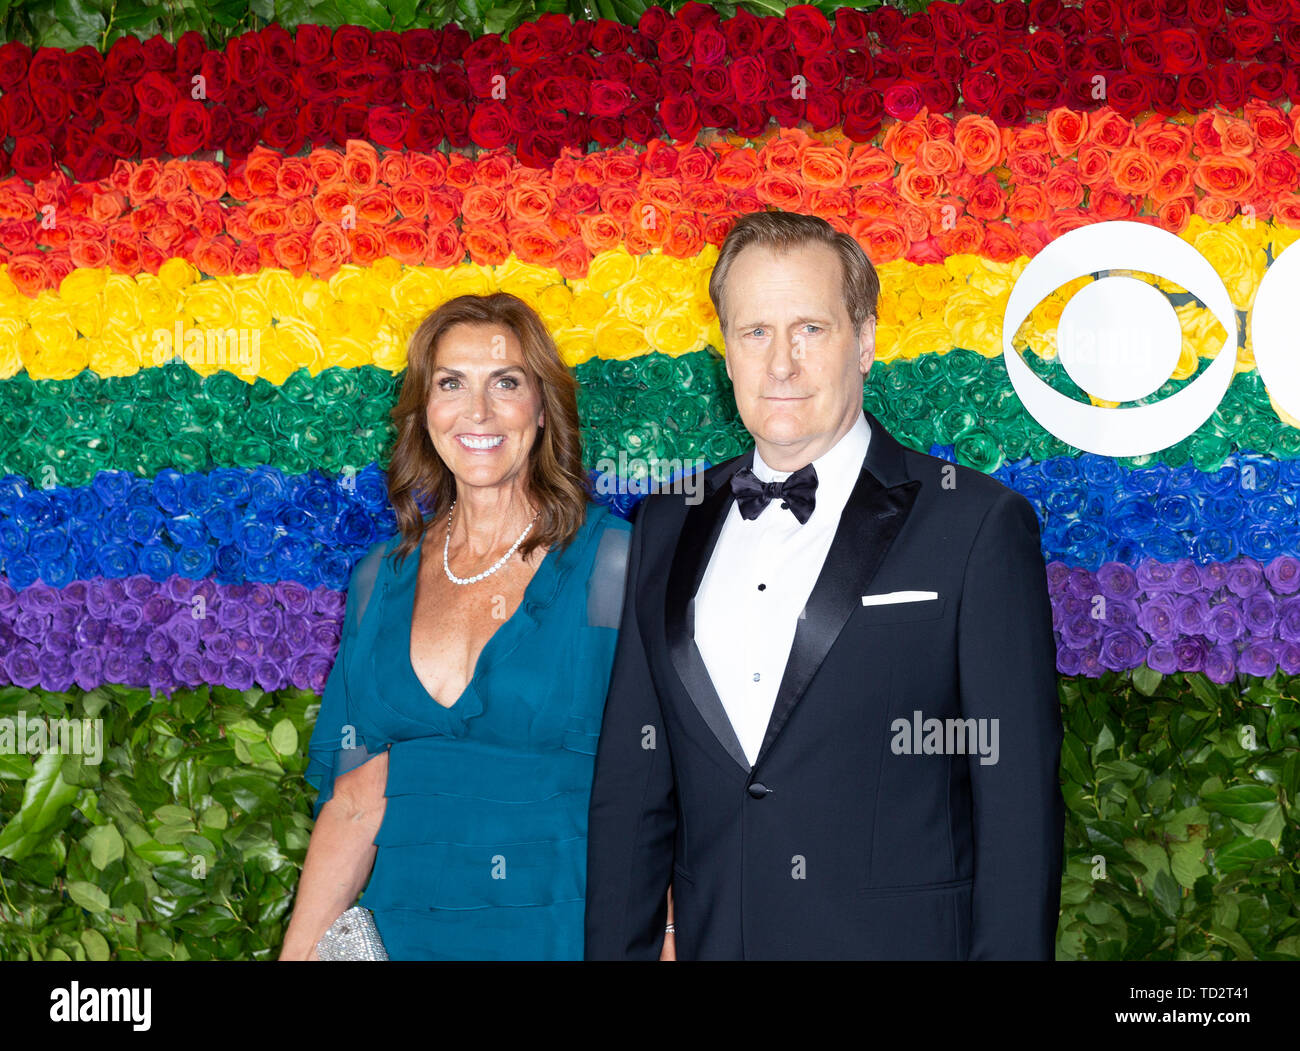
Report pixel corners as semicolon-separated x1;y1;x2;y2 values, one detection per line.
729;463;818;525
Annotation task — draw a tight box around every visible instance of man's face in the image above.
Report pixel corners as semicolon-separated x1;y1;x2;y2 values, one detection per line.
721;242;876;471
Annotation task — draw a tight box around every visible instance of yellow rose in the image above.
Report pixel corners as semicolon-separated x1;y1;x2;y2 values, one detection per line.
319;333;374;373
66;298;103;339
58;266;107;303
157;257;200;293
645;308;698;356
594;316;648;360
911;264;953;301
372;324;409;373
553;326;597;368
497;258;555;298
895;286;923;323
616;280;667;327
872;321;904;364
132;274;181;329
583;248;638;296
21;319;86;380
0;316;25;378
536;283;573;327
91;334;145;378
570;288;610;329
391;266;446;320
637;250;696;302
896;317;958;360
101;275;143;332
445;263;495;298
945;287;1002;357
184;281;238;331
1193;226;1262;311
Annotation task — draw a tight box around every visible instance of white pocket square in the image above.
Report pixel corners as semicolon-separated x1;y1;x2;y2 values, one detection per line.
861;590;939;606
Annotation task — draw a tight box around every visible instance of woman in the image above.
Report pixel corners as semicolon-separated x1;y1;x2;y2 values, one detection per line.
279;291;638;960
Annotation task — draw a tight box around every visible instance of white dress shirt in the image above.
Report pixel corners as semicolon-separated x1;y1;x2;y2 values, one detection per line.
694;412;871;766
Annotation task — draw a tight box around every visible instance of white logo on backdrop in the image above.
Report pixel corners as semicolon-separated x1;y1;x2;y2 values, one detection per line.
1001;220;1241;457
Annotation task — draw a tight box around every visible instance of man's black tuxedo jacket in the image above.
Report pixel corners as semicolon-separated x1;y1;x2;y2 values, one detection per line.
584;410;1064;960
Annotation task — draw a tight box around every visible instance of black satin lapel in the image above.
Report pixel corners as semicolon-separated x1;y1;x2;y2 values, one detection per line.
753;467;922;767
665;463;752;773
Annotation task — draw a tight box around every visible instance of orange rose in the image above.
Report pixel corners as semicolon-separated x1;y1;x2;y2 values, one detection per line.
636;203;672;247
512;221;562;266
126;159;162;207
924;112;954;140
1133;115;1192;167
552;239;590;282
1017;221;1051;257
915;138;961;177
798;143;848;188
345;220;387;265
850;217;908;263
307;148;345;186
676;145;714;184
605;149;640;184
68;238;109;270
393;183;429;220
427;188;461;226
810;187;853;218
703;210;740;246
1044;164;1085;209
896;164;945;206
895;203;930;243
665;211;705;256
86;190;122;223
1008;150;1052;184
953;114;1001;174
129;199;166;234
1193;196;1236;223
755;172;806;210
577;213;623;256
966;175;1007;220
308;223;349;276
1046;209;1094;239
108;238;142;275
683;183;728;215
1045;107;1088;157
461;185;506;224
714;148;761;191
1110;147;1159;195
1220;117;1255;158
847;143;896;183
356;188;397;224
106;160;131;194
166;193;202;227
623;222;652;257
1087;108;1134;151
642;138;678;179
145;217;185;252
272;232;310;277
377;151;408;185
501;180;553;226
342;140;380;193
1013;125;1052;156
1191;110;1227;153
407;150;448;187
194;238;235;276
383;218;431;265
0;183;36;220
287;198;316;230
1244;100;1292;151
763;129;815;172
1252;150;1299;199
158;160;188;201
247;200;290;235
853;184;896;220
1091;182;1137;220
1156;196;1194;234
597;185;636;223
427;223;462;268
640;176;684;212
186;161;226;200
881;120;927;164
574;153;607;187
474;151;514;188
1006;184;1049;224
275;157;314;199
1151;160;1193;202
1272;194;1300;228
1076;142;1111;185
1193;155;1255;197
981;222;1020;263
937;215;984;256
242;147;282;198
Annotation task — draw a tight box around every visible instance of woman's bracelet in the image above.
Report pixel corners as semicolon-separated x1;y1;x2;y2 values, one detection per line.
665;923;675;933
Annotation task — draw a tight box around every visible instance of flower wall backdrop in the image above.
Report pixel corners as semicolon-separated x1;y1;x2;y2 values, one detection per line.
0;0;1297;961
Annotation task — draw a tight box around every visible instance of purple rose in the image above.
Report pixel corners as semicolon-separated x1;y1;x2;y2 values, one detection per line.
1170;558;1202;594
1278;597;1300;644
1056;646;1082;675
1061;611;1101;648
276;580;313;615
1067;567;1098;601
1226;558;1264;598
1102;597;1141;630
1147;642;1179;673
1097;562;1139;601
1197;561;1228;591
1175;636;1208;672
1242;591;1278;638
1264;555;1300;595
0;580;16;614
1046;561;1071;593
1238;640;1277;677
1278;642;1300;675
1078;646;1103;678
1100;627;1146;671
1136;559;1177;593
1137;593;1179;641
1206;598;1244;643
1204;642;1237;683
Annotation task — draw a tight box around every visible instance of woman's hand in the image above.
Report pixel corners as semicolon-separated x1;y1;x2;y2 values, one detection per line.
659;884;675;961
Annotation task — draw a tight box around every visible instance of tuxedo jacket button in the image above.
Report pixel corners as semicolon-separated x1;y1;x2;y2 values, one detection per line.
747;782;771;799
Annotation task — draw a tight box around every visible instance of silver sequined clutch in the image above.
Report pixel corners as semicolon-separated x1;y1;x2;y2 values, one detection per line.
316;905;389;961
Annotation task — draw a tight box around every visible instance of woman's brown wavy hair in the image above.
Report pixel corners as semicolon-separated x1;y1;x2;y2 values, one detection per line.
385;292;588;569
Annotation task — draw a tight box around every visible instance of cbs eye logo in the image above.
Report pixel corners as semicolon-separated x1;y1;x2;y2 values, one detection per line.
1003;219;1300;458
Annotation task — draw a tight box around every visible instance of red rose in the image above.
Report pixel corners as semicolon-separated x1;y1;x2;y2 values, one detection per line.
1161;29;1206;74
660;94;701;140
1029;0;1066;25
4;89;43;137
261;24;294;72
1083;35;1123;68
961;70;998;111
93;122;139;158
623;104;656;144
760;17;792;53
176;30;205;77
872;49;902;82
966;31;1000;68
372;31;404;73
1247;63;1285;101
656;22;690;63
831;8;868;49
11;136;53;180
897;13;936;50
1186;0;1224;26
868;5;904;44
65;45;105;89
256;69;296;110
1025;74;1065;110
134;71;179;115
1177;71;1216;110
27;50;62;92
465;99;512;149
260;112;303;153
1027;30;1066;72
805;87;842;132
693;23;728;66
1120;0;1162;32
995;48;1031;89
920;78;957;113
882;83;923;121
589;78;633;117
991;89;1025;124
506;21;546;66
0;41;31;90
299;63;337;101
140;36;174;71
733;102;767;139
366;107;409;149
1216;62;1247;107
198;52;231;101
1107;74;1153;117
400;69;436;109
842;87;882;141
691;64;731;103
960;0;997;30
901;49;936;81
1228;17;1274;59
105;35;144;84
588;115;622;146
401;28;439;65
786;5;832;56
332;26;372;65
996;0;1029;30
1150;74;1179;114
405;109;444;151
167;100;209;155
1124;33;1164;74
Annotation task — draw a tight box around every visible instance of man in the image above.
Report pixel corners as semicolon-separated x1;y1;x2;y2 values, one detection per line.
585;209;1064;960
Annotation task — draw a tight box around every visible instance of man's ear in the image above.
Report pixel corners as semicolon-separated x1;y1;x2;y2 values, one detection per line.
858;316;877;376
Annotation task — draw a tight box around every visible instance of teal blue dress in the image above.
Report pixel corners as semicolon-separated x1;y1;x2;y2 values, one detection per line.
305;504;631;960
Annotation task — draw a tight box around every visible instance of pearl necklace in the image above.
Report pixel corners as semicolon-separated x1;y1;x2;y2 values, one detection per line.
442;500;540;586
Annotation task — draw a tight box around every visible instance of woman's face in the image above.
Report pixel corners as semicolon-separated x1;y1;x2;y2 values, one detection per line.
425;322;545;499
